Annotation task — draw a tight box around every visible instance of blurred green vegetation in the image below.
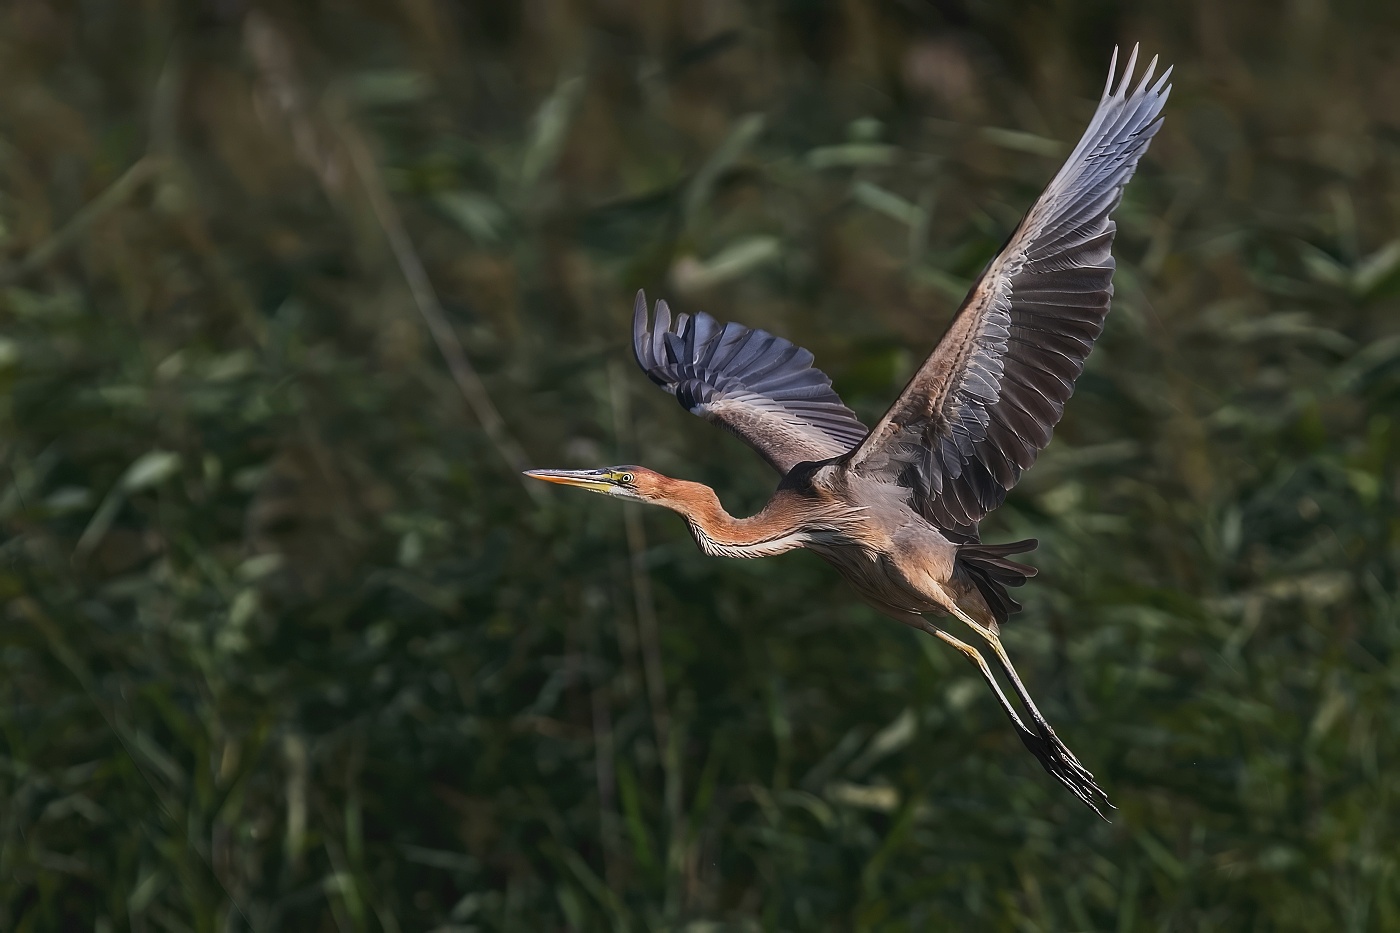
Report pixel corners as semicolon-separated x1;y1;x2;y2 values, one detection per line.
2;1;1399;930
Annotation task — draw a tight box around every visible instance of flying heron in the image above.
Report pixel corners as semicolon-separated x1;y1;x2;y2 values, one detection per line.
527;47;1170;817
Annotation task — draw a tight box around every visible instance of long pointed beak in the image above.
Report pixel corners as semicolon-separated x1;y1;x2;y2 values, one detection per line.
523;469;614;494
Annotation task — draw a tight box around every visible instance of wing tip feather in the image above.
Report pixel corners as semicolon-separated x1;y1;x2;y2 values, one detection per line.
632;289;650;363
1104;43;1175;109
1102;45;1120;100
1115;43;1140;99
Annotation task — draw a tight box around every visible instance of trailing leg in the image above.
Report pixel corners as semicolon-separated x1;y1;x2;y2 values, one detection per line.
922;622;1030;735
938;604;1112;818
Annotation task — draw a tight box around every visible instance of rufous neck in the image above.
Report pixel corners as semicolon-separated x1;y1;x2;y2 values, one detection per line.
658;479;806;557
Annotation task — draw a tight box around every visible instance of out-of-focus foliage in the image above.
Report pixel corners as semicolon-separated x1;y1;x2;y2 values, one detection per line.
2;0;1398;929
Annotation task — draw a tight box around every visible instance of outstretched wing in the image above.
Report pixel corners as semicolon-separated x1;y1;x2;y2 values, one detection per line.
842;46;1171;536
633;291;869;474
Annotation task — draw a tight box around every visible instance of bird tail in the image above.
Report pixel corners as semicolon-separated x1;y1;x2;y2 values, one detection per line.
958;539;1038;627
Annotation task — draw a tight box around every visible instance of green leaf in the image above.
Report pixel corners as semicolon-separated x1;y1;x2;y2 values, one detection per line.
671;236;781;290
805;142;896;169
121;450;181;493
851;181;922;226
520;75;586;194
435;191;508;243
685;113;766;224
978;126;1065;157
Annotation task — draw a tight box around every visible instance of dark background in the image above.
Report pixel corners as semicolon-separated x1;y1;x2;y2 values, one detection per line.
2;1;1398;929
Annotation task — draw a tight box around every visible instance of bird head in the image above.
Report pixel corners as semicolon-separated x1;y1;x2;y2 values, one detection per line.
523;465;667;503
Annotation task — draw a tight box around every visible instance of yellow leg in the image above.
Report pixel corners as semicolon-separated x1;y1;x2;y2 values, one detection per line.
944;602;1057;742
921;621;1030;735
938;602;1112;818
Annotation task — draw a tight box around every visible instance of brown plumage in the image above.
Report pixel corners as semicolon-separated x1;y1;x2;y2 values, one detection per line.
527;47;1171;817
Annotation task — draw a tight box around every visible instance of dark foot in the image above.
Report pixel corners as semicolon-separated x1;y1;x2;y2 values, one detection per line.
1017;724;1113;820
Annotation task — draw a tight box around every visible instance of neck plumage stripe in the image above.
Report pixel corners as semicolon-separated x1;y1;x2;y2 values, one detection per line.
686;521;807;559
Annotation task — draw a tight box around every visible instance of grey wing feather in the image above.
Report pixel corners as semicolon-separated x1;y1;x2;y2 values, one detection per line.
633;291;869;474
843;45;1171;537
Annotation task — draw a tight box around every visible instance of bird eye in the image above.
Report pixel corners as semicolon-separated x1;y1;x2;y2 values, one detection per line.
619;472;634;484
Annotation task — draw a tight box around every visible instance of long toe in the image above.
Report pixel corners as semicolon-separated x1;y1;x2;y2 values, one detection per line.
1018;729;1114;820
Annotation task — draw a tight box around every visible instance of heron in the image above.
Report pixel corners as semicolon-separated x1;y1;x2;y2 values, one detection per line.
526;47;1170;817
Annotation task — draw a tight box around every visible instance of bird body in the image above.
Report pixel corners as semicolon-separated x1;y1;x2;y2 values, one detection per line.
527;47;1172;817
561;463;1004;628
